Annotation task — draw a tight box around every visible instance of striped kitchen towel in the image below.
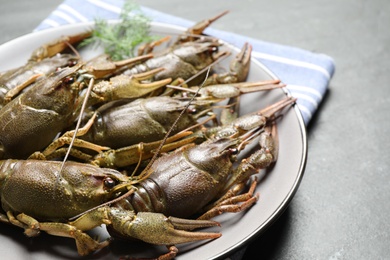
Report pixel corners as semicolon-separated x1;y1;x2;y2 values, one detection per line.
35;0;335;125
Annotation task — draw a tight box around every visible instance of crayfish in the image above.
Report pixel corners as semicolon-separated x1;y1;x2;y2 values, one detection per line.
0;11;298;260
0;96;294;258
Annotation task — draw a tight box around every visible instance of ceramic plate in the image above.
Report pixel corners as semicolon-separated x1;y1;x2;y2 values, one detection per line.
0;22;307;260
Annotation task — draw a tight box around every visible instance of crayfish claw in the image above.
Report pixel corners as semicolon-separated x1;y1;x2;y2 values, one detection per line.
108;211;221;246
204;43;252;85
175;11;229;45
92;72;172;102
4;73;43;102
137;35;171;56
30;32;92;61
229;42;252;83
189;10;229;35
84;54;153;79
168;216;221;230
132;67;166;81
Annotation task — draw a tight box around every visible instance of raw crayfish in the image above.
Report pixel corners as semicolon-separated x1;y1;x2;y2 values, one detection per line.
0;38;223;159
0;96;294;259
0;10;297;260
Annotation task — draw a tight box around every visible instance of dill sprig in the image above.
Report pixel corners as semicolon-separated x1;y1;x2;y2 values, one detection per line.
81;0;156;60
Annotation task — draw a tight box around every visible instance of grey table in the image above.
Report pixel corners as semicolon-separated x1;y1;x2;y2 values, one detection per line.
1;0;389;259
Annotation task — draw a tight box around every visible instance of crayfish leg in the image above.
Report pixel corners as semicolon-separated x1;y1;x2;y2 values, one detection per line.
29;137;110;161
28;112;110;160
119;246;179;260
224;123;279;191
6;211;109;256
197;178;259;220
91;131;196;169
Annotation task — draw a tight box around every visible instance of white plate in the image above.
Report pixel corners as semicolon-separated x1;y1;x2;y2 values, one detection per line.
0;22;307;260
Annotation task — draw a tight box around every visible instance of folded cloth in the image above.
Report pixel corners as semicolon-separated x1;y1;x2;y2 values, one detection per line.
35;0;335;125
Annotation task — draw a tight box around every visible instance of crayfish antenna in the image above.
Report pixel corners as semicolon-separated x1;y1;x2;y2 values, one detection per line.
260;97;297;119
58;78;95;174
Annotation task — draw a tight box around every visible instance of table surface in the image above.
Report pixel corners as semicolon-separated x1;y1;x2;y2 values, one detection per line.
1;0;389;259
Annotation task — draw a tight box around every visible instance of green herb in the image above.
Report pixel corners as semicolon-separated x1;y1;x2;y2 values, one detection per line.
81;0;156;60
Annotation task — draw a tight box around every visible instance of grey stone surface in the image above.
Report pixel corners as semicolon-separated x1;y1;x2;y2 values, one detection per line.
1;0;389;259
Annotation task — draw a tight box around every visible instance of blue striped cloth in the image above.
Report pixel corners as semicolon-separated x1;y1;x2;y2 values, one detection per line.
35;0;335;125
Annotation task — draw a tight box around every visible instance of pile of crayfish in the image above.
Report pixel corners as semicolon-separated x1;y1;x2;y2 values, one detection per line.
0;12;296;260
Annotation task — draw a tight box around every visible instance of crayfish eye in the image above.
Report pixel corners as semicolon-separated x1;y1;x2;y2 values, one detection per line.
187;107;197;114
103;177;117;189
63;76;75;84
68;59;78;67
209;46;218;54
228;148;239;155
